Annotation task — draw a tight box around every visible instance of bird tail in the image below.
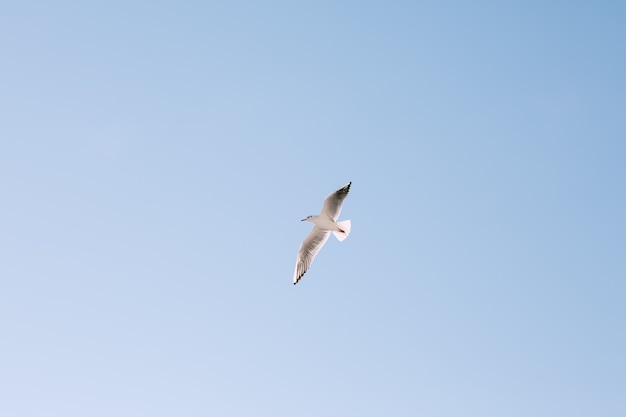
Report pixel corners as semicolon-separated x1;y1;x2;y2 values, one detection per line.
333;220;351;242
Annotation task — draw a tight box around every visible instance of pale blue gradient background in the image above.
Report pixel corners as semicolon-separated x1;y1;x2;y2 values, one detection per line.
1;1;625;416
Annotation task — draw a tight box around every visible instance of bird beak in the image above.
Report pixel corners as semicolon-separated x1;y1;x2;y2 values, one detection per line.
301;218;307;221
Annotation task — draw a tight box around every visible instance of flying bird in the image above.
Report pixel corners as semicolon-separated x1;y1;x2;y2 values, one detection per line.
293;182;352;285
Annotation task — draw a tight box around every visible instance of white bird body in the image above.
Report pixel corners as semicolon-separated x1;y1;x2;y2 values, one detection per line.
293;182;352;285
304;215;344;231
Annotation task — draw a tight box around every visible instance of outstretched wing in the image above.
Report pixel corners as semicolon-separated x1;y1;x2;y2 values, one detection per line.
293;227;331;284
320;182;351;221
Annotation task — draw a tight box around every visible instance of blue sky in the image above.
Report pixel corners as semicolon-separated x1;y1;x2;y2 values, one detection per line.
1;1;625;416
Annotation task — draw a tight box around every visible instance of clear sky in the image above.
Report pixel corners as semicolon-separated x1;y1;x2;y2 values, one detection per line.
1;1;625;416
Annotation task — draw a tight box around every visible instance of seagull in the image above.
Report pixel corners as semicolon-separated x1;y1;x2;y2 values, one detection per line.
293;182;352;285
